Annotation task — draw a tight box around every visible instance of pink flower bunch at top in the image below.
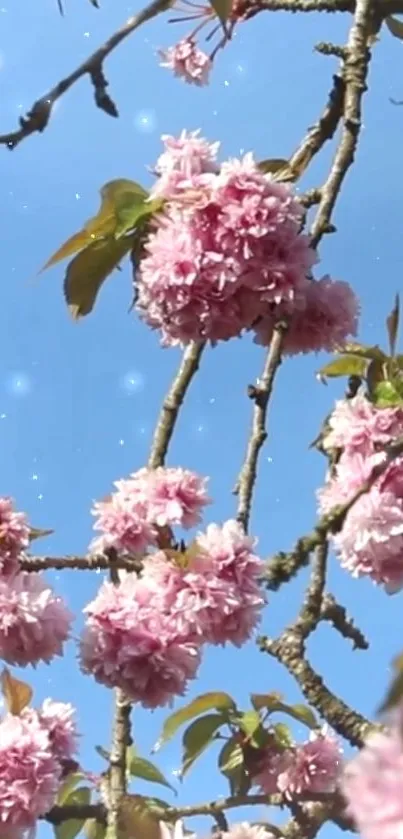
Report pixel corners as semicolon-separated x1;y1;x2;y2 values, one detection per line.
0;497;30;578
253;728;342;798
341;709;403;839
254;276;359;355
80;570;201;708
136;140;316;346
318;394;403;592
81;519;264;707
159;39;212;87
0;700;78;833
151;130;219;201
91;466;211;556
0;572;73;667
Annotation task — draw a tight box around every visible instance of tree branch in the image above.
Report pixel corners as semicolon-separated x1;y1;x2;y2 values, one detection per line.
148;342;205;469
309;0;376;247
107;695;132;839
234;323;285;532
46;803;106;825
259;631;378;746
0;0;172;150
20;554;142;572
320;594;369;650
103;342;205;835
286;73;345;182
264;434;403;589
165;791;346;819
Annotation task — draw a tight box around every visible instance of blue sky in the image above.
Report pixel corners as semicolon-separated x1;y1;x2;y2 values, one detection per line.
1;1;403;837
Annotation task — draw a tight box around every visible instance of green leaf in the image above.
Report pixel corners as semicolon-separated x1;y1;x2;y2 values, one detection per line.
386;15;403;38
288;704;318;729
218;737;247;795
181;713;226;777
154;692;236;752
366;358;386;397
126;748;175;793
114;194;163;240
120;794;168;839
373;380;403;408
317;355;368;381
28;526;54;542
209;0;232;24
387;294;400;357
57;772;85;806
236;711;262;741
258;159;291;178
55;787;91;839
64;234;134;319
273;723;293;749
84;821;105;839
41;179;148;270
341;343;387;362
250;694;318;729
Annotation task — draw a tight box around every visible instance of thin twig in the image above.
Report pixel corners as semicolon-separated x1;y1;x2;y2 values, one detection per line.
104;342;205;834
20;554;142;572
310;0;376;247
148;342;205;469
286;74;345;181
320;594;369;649
0;0;172;149
295;540;328;638
165;791;344;819
241;0;353;18
43;791;351;827
264;434;403;589
234;324;285;532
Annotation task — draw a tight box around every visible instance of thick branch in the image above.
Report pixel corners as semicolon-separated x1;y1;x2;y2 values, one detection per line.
259;631;377;745
148;342;204;469
107;695;132;839
234;324;285;532
310;0;376;247
0;0;172;149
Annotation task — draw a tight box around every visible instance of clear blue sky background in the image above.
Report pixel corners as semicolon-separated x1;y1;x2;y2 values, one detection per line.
1;1;403;837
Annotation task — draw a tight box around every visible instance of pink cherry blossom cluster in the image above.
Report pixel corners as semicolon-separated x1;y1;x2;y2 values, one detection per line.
159;39;212;86
81;468;264;706
341;707;403;839
135;131;359;349
0;497;30;578
318;394;403;593
91;465;211;556
253;727;342;798
0;699;78;835
0;497;73;668
161;821;278;839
